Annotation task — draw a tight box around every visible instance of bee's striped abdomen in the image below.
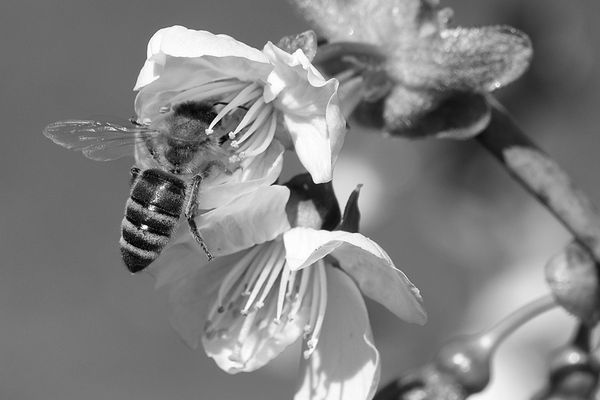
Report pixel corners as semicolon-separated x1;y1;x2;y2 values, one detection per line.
120;169;186;273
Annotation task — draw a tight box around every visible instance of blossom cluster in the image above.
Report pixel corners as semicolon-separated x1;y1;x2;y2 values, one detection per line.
131;25;426;400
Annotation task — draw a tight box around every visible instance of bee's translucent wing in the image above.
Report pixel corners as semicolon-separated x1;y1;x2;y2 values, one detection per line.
43;119;159;161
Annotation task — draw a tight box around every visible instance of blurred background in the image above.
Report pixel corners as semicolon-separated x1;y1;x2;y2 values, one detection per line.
0;0;599;398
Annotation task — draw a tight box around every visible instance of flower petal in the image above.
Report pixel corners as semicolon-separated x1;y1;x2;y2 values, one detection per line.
202;263;311;373
438;26;533;92
149;241;209;289
383;87;491;139
197;140;285;209
184;185;291;257
294;267;380;400
135;25;269;89
263;42;346;183
386;26;532;92
203;306;309;374
134;26;272;121
290;0;430;45
276;30;318;62
161;249;241;348
284;227;427;324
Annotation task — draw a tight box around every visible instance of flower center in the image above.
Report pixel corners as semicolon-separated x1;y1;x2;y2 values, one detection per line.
162;79;279;163
201;81;278;160
203;240;328;359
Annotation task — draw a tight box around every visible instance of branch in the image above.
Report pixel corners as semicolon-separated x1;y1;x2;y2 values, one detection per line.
477;99;600;264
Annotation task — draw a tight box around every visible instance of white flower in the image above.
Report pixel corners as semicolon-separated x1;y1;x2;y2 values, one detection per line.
151;184;426;400
134;25;346;184
292;0;532;139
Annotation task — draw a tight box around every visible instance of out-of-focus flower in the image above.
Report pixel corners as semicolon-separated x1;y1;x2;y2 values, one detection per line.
376;296;560;400
133;25;346;186
151;174;426;400
533;326;599;400
545;242;600;325
291;0;532;139
374;366;468;400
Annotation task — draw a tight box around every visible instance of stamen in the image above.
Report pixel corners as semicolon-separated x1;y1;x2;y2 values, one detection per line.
207;83;261;133
230;96;267;136
255;250;285;309
231;105;272;144
289;268;312;320
235;309;258;350
304;261;328;358
228;154;242;164
235;113;277;158
305;269;321;337
276;264;291;322
258;295;279;330
216;246;261;309
241;243;282;314
240;243;274;296
286;270;298;298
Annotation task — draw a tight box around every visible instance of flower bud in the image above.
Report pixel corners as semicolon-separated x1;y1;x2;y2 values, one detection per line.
284;173;341;230
545;242;600;324
338;184;362;233
533;344;599;399
277;30;318;61
434;335;492;394
375;366;467;400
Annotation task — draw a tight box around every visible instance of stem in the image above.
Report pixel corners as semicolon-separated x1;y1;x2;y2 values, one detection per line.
374;296;558;400
319;39;600;263
477;99;600;264
571;322;591;352
478;294;557;353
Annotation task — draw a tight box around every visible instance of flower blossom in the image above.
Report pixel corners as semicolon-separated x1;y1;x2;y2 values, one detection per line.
291;0;533;139
133;25;346;192
150;174;426;400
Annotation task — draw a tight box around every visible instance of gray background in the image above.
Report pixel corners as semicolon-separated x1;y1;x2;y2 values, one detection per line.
1;0;599;399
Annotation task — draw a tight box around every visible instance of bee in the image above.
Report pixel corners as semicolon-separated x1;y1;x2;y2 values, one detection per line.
43;101;245;273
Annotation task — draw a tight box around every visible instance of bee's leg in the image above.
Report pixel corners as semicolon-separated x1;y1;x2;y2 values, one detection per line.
184;174;214;261
130;166;141;187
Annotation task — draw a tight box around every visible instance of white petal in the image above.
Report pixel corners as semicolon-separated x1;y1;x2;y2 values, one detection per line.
192;185;291;257
161;250;241;348
135;25;269;90
262;42;346;184
197;140;285;209
295;268;380;400
149;241;209;289
202;294;310;374
134;26;273;122
284;228;427;324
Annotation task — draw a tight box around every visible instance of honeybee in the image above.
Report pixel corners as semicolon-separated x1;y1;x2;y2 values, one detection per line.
43;101;245;273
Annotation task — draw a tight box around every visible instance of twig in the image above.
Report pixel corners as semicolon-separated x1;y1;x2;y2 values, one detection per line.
477;98;600;264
